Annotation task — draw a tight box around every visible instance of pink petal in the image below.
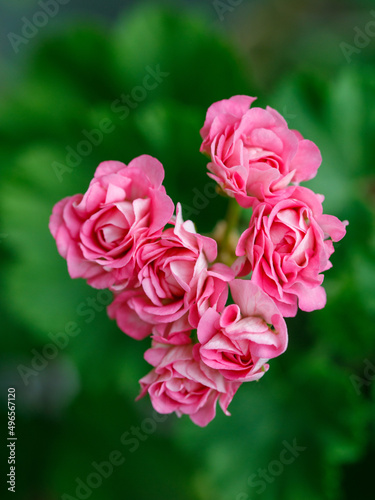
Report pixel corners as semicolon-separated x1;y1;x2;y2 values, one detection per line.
291;139;322;182
94;160;126;178
127;155;165;188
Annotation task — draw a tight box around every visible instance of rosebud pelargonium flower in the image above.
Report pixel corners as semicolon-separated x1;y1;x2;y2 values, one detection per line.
49;155;174;290
137;343;241;427
135;203;217;322
196;280;288;382
235;187;348;317
200;95;322;207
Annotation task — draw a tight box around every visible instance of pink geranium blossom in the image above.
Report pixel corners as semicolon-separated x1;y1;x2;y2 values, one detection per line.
196;280;288;382
200;95;322;207
134;203;217;324
236;186;348;316
138;343;240;427
49;156;174;290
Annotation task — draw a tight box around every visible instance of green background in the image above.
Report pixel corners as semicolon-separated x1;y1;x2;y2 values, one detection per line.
1;1;374;498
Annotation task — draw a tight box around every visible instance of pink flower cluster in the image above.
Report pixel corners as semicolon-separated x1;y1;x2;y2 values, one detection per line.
49;96;347;426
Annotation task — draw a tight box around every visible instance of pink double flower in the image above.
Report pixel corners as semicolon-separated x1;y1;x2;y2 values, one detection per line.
200;95;322;207
49;156;174;290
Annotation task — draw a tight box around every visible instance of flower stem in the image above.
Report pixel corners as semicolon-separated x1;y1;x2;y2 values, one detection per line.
223;198;241;247
216;198;241;266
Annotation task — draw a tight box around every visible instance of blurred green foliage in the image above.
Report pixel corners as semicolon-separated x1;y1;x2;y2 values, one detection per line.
0;2;374;500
